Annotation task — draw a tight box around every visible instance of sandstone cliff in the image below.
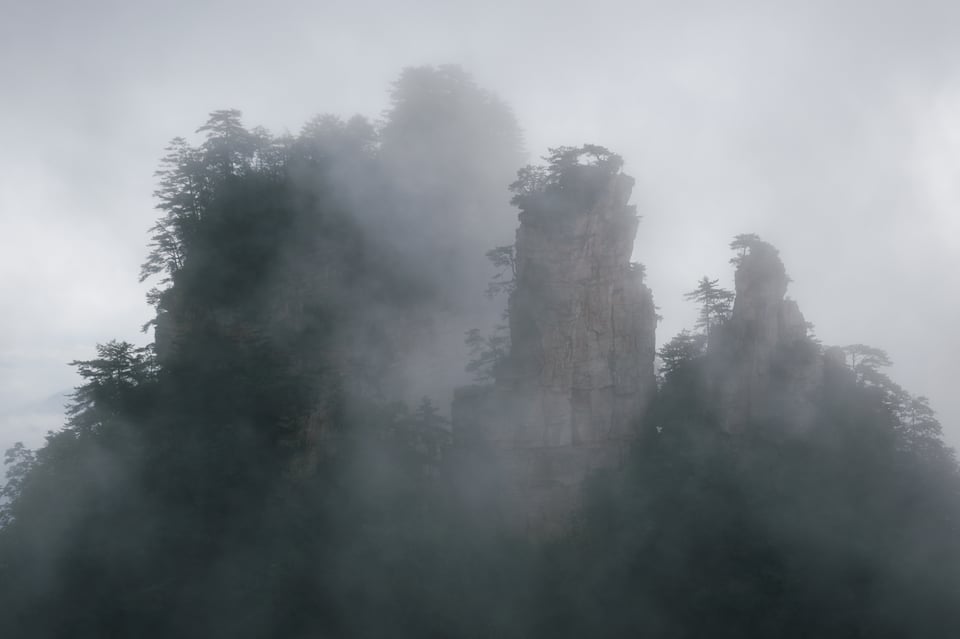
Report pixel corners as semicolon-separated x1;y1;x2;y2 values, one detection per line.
453;148;657;536
709;238;822;433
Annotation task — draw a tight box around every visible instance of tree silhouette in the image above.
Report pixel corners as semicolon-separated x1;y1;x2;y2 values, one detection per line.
657;330;707;381
684;276;735;342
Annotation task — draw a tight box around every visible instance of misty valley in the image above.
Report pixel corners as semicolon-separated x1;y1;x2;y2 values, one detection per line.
1;66;958;638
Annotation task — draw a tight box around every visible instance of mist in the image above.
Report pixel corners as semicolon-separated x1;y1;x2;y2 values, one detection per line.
3;0;959;451
2;2;960;637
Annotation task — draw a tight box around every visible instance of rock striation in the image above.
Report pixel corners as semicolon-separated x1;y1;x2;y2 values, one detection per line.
453;148;657;536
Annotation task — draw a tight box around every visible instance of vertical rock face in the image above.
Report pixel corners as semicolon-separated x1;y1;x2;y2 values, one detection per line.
508;170;656;444
453;151;657;537
710;241;821;433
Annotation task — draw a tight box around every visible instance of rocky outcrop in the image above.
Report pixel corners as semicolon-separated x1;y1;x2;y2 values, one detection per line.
453;149;657;536
709;240;822;433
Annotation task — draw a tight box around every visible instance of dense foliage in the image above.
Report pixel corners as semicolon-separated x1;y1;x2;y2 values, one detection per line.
1;67;959;638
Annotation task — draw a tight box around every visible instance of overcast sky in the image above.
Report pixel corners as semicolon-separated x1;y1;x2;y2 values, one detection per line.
2;0;959;451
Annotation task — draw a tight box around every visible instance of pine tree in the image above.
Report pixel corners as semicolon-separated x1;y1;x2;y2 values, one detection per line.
683;276;735;342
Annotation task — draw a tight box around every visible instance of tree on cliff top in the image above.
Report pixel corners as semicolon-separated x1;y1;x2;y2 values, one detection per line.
509;144;625;212
510;145;624;193
542;144;623;182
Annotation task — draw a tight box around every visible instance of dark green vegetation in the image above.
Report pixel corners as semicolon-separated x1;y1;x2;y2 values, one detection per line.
2;67;959;638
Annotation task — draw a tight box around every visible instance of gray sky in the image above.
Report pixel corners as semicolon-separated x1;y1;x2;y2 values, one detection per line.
2;0;959;450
